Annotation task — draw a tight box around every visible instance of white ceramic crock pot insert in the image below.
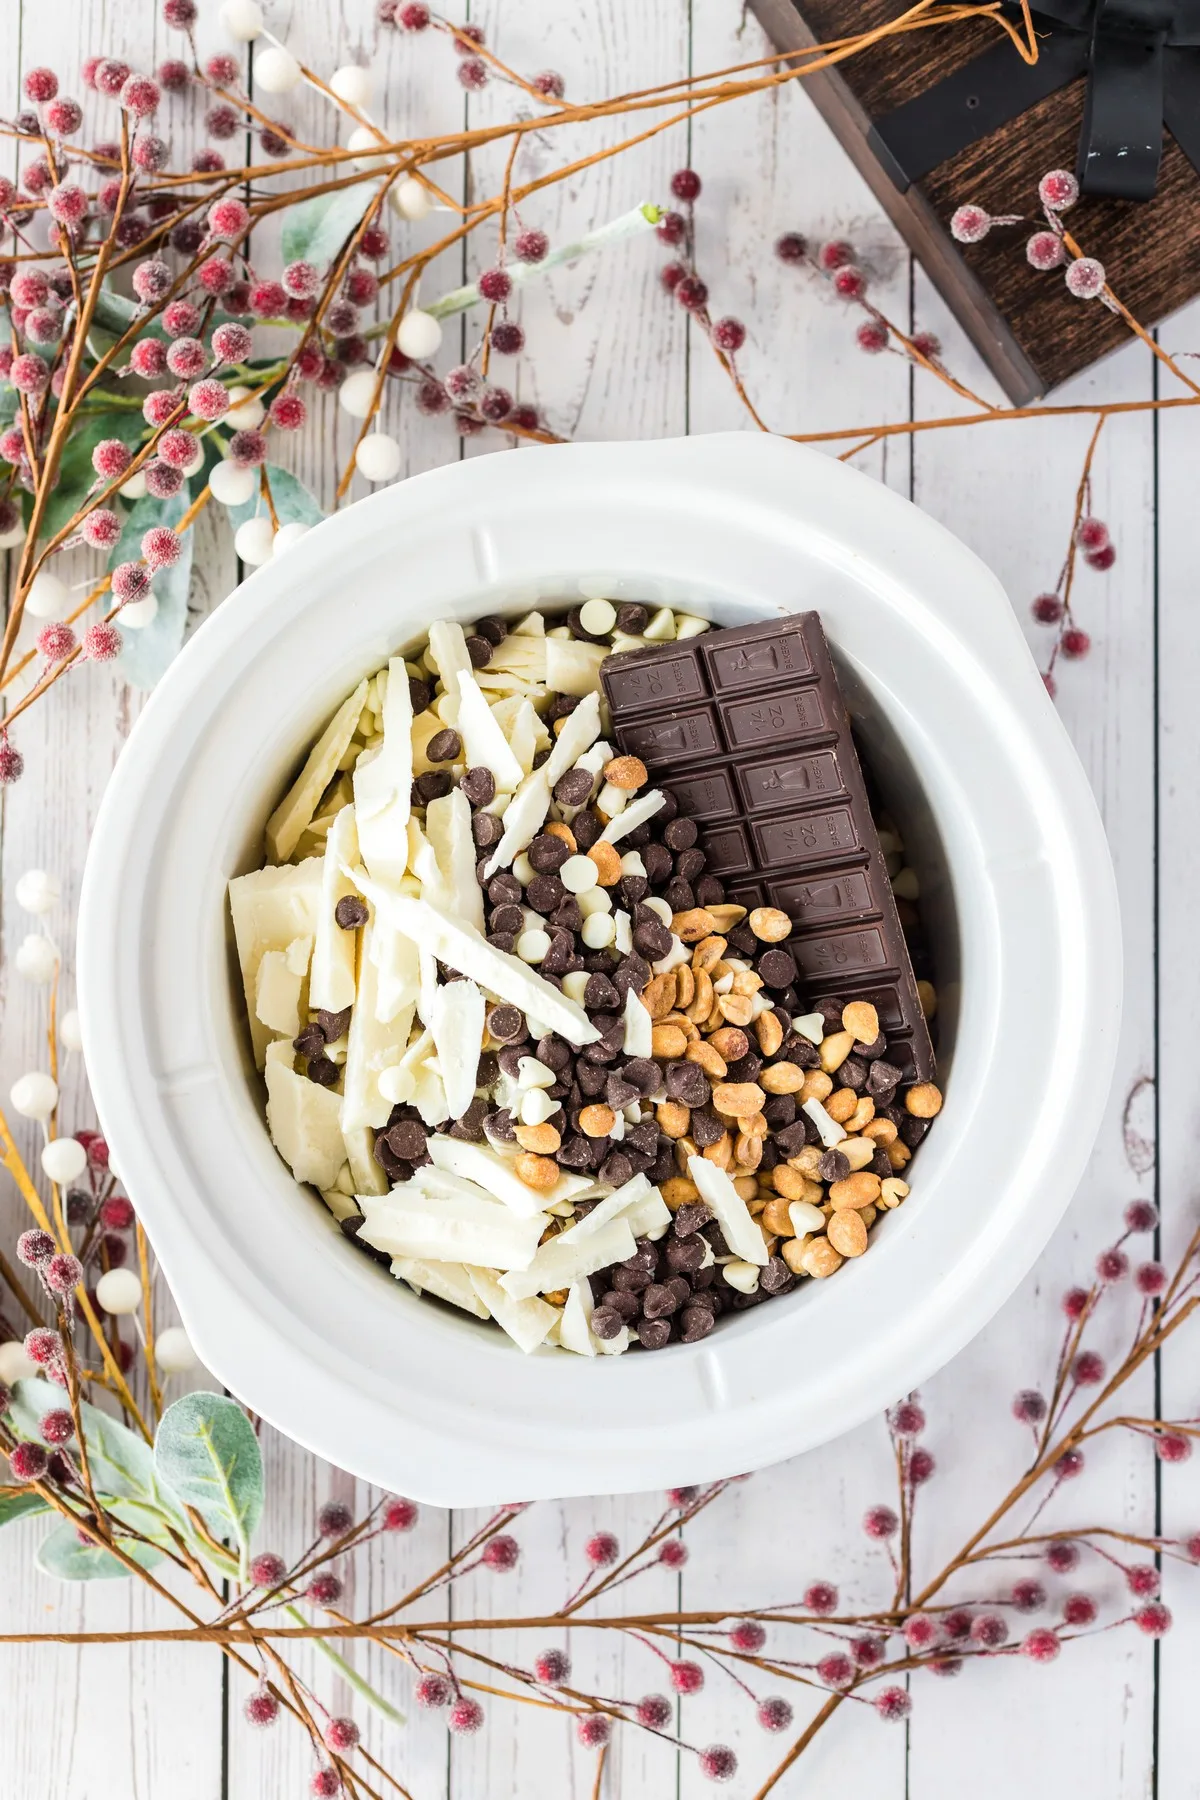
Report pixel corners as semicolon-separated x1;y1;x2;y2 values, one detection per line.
78;434;1120;1505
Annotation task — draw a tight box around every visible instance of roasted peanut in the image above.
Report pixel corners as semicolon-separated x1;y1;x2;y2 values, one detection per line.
916;980;938;1019
587;840;623;886
734;1131;762;1170
674;964;696;1009
799;1070;834;1104
741;1111;769;1138
799;1236;844;1278
712;1081;766;1119
824;1087;858;1124
781;1236;813;1275
773;1164;823;1204
651;1023;688;1060
579;1104;616;1138
717;992;754;1028
515;1122;562;1154
879;1177;910;1209
748;905;791;943
673;907;718;943
544;820;577;853
655;1100;691;1139
702;1132;734;1171
841;999;879;1044
733;1174;759;1203
692;934;728;972
839;1137;877;1172
514;1152;560;1192
905;1082;943;1118
706;903;748;931
686;1038;727;1079
754;1009;784;1057
685;969;714;1022
661;1176;699;1210
827;1208;868;1258
846;1097;876;1134
819;1029;855;1074
641;971;677;1019
887;1140;913;1170
862;1117;898;1146
760;1061;805;1095
787;1144;824;1178
730;967;764;997
762;1196;796;1237
602;754;647;790
708;1026;750;1061
829;1171;882;1210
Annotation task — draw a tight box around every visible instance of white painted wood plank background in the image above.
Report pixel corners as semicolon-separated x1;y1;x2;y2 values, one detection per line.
0;0;1189;1794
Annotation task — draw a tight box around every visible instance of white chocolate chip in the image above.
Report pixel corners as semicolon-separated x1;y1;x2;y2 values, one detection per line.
620;850;646;877
519;1087;557;1125
560;854;599;895
578;597;617;636
643;896;672;926
802;1096;846;1148
516;1056;556;1089
721;1259;760;1294
512;851;535;885
578;886;612;917
516;928;551;964
581;912;616;949
788;1200;826;1235
892;867;920;900
563;970;590;1004
794;1012;825;1044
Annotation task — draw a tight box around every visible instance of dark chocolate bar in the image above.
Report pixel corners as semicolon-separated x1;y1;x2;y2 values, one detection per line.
600;614;936;1082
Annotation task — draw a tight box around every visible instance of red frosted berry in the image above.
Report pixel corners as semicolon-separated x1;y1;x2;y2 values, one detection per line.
414;1672;452;1708
24;67;59;103
381;1496;418;1532
84;622;122;662
453;21;485;49
1032;593;1064;625
478;386;512;422
158;59;191;91
584;1530;618;1567
1021;1627;1061;1663
305;1572;343;1606
9;1442;49;1481
775;231;808;263
908;1447;936;1485
509;403;540;433
157;428;197;469
818;239;854;272
1026;230;1064;271
816;1652;854;1687
323;1717;359;1753
121;75;161;118
211;323;253;365
490;321;525;355
698;1745;737;1782
40;1408;75;1445
890;1399;925;1437
12;354;49;394
1076;516;1109;553
1066;256;1106;299
1135;1602;1171;1636
167;337;207;380
37;623;76;663
270;392;307;431
637;1692;673;1730
756;1695;793;1732
96;59;133;98
163;0;198;24
207;197;250;239
1062;1592;1097;1627
1055;1448;1085;1480
832;265;866;300
163;299;201;339
81;508;122;549
804;1580;838;1616
1096;1245;1129;1281
279;262;319;303
670;168;701;202
347;268;381;307
21;157;54;196
310;1773;340;1798
675;276;708;312
444;364;479;404
1062;1285;1091;1320
245;1690;279;1727
514;228;549;264
189;379;229;421
857;320;888;354
1124;1199;1158;1233
93;438;133;479
656;211;686;246
482;1533;520;1571
660;262;686;292
318;1500;354;1539
1012;1388;1048;1424
729;1619;765;1652
940;1609;973;1643
0;740;25;784
478;267;513;304
144;390;182;428
1012;1578;1047;1613
25;306;63;345
457;56;488;90
398;1;431;25
950;204;990;243
142;526;182;571
193;147;226;172
533;70;565;99
1126;1564;1161;1598
1157;1432;1191;1463
912;329;941;358
1046;1540;1080;1573
45;96;83;136
112;562;151;603
325;300;359;337
206;52;240;84
904;1613;940;1650
875;1686;911;1722
227;429;267;468
11;267;49;309
250;1551;288;1587
448;1697;484;1735
669;1659;704;1694
1039;168;1079;210
0;426;25;464
851;1633;886;1668
195;257;233;297
576;1714;611;1749
359;228;389;261
25;1327;64;1365
172;220;205;255
863;1503;899;1539
1086;543;1116;571
131;340;169;381
1072;1350;1105;1386
532;1647;571;1685
100;1194;134;1230
712;317;746;353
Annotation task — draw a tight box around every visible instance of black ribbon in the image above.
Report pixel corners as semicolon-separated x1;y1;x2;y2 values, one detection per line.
868;0;1200;202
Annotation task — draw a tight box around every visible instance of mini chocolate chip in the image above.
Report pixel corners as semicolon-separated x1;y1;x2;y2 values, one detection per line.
866;1059;903;1099
611;1265;652;1294
551;896;584;933
759;1137;780;1170
605;1074;640;1109
762;1094;796;1130
590;1305;625;1340
726;1051;762;1083
625;1118;659;1156
572;810;602;849
488;931;517;953
484;1107;516;1142
317;1006;352;1042
540;930;575;976
723;925;754;957
694;875;726;907
307;1055;339;1086
293;1024;325;1057
857;1032;889;1061
783;1033;820;1068
527;873;566;914
620;1056;661;1095
427;727;461;763
619;874;649;907
465;634;492;667
674;847;707;881
664;878;695;912
487;872;523;906
600;1150;634;1187
473;614;508;645
383;1119;425;1162
489;903;525;936
556;1135;593;1168
601;1288;641;1322
553;767;594;807
633;920;672;960
642;1282;679;1319
408;676;432;712
537;1032;573;1072
533;746;552;770
641;841;672;884
658;789;679;821
460;765;496;806
757;947;797;988
901;1114;931;1147
471;811;503;848
663;816;698;851
839;1055;868;1091
583;972;619;1011
450;1096;488;1141
613;952;650;998
674;1200;713;1237
759;1255;795;1295
815;996;846;1028
415;770;452;803
665;1234;706;1273
477;1052;499;1088
666;1062;710;1108
818;1148;851;1182
529;832;571;873
577;1061;608;1096
680;1307;715;1343
615;602;649;633
773;1121;809;1157
637;1317;673;1350
487;1004;526;1042
496;1046;525;1078
689;1107;726;1148
335;895;368;930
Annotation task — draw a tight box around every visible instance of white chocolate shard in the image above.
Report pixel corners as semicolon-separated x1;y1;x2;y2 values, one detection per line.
500;1218;637;1301
425;1135;593;1218
266;679;369;863
687;1155;769;1266
392;1256;489;1318
425;788;485;934
425;621;473;725
427;975;485;1122
357;1186;545;1271
545;637;607;697
264;1040;346;1190
254;934;311;1039
353;658;412;886
622;986;653;1057
455;670;523;791
229;858;323;1067
309;805;359;1013
600;788;665;845
465;1267;558;1354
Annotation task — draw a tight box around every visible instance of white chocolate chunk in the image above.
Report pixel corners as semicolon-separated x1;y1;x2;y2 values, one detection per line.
794;1012;825;1045
358;1187;545;1270
392;1255;489;1318
352;658;412;886
508;698;547;776
500;1218;637;1301
545;637;607;696
265;1040;346;1189
425;621;472;725
266;679;369;863
309;805;359;1013
465;1267;558;1354
625;1186;671;1240
516;1056;556;1089
687;1155;769;1266
254;934;310;1038
511;611;545;637
425;788;485;934
425;1134;592;1217
722;1259;760;1293
229;858;323;1067
543;690;601;786
369;913;420;1022
343;1122;388;1197
803;1097;846;1149
455;669;523;791
622;986;653;1057
562;1172;651;1238
613;909;633;954
428;975;484;1121
484;773;550;877
341;921;411;1134
642;607;676;642
599;788;665;845
559;1280;597;1356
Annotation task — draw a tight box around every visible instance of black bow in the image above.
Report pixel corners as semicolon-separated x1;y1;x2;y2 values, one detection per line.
869;0;1200;203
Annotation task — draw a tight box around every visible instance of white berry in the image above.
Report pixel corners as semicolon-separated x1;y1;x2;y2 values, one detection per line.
347;124;385;171
390;177;432;221
337;369;379;419
25;571;71;620
15;934;58;983
234;517;276;565
41;1137;88;1184
59;1009;84;1053
120;594;159;630
119;470;148;501
155;1325;199;1374
272;521;311;555
330;65;372;106
578;598;616;637
0;1340;39;1383
354;433;402;483
15;868;60;914
219;0;263;41
254;46;301;92
96;1268;143;1315
225;385;265;429
10;1071;58;1120
395;308;442;359
209;459;258;507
